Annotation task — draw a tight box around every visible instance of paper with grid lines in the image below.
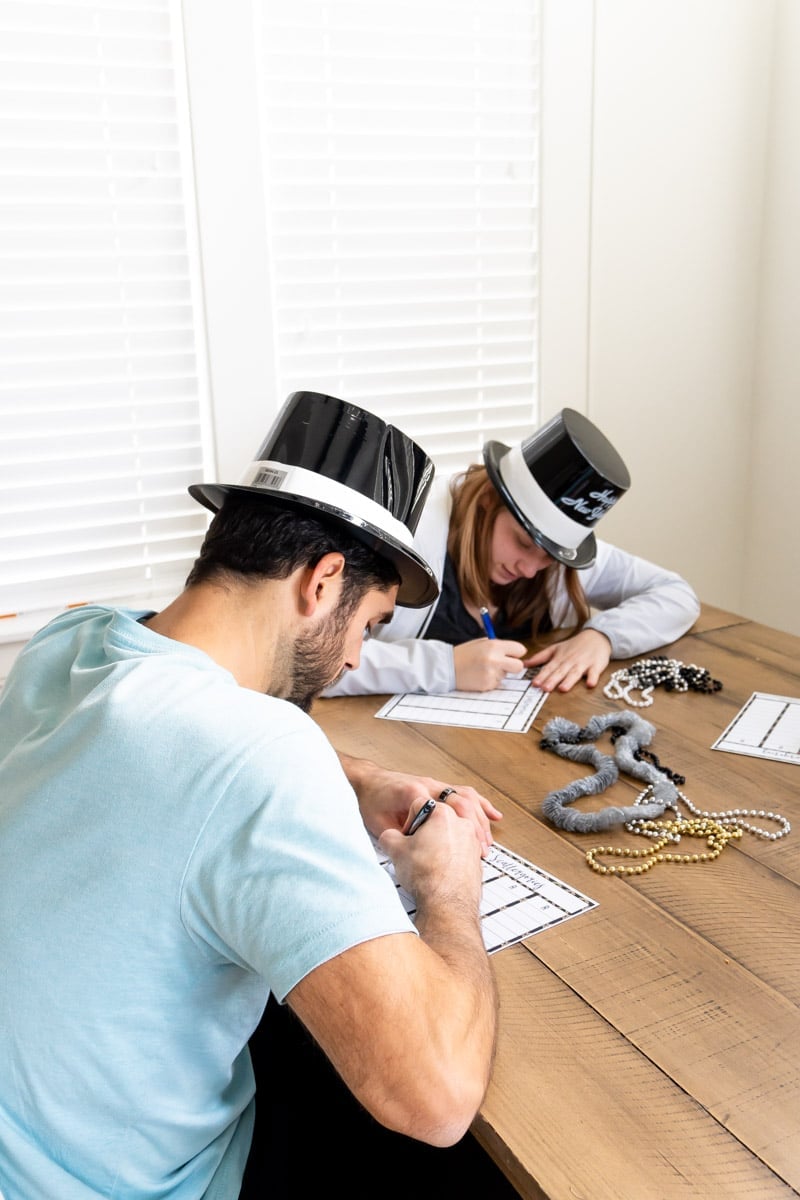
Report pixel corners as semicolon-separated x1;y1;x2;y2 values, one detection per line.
375;673;547;733
712;692;800;765
373;838;597;954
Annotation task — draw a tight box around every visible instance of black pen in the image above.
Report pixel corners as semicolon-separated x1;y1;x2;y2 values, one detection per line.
406;797;436;836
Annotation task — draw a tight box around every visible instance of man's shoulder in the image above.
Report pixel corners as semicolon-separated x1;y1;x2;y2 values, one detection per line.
28;602;116;640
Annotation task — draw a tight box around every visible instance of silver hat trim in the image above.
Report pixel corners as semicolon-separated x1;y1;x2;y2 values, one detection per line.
238;459;414;548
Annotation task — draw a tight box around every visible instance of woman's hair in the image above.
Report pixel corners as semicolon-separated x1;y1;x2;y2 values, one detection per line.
185;492;400;613
448;464;590;638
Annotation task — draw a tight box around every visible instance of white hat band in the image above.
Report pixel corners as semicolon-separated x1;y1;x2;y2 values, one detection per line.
239;459;414;548
498;444;591;551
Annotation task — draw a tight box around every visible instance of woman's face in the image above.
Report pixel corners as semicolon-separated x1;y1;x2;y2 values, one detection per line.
488;507;554;586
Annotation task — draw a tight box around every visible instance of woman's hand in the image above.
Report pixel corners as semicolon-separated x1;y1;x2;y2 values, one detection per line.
453;637;528;692
338;754;502;856
524;628;612;692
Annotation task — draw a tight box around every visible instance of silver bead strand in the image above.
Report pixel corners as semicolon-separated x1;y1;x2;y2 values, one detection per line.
626;784;791;842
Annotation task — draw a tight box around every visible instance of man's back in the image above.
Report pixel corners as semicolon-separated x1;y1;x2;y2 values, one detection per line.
0;606;412;1198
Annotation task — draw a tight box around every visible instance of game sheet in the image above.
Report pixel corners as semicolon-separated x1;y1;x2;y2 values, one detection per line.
373;838;598;954
375;674;547;734
712;692;800;766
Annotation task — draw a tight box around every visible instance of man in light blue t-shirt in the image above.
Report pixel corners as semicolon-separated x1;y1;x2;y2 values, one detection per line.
0;393;499;1200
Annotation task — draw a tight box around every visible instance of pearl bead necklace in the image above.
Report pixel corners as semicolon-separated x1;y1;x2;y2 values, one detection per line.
603;655;722;708
626;784;791;842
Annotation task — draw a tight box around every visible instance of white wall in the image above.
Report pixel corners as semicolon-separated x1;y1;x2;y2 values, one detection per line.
743;0;800;635
562;0;798;637
572;0;788;628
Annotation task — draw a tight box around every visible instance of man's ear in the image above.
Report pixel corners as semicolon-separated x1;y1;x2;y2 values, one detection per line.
298;552;346;616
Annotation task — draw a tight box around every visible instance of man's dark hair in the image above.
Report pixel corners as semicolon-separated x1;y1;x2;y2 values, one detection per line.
186;493;401;612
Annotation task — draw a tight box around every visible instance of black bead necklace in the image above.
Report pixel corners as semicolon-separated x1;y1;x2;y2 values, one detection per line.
608;722;685;785
603;655;722;708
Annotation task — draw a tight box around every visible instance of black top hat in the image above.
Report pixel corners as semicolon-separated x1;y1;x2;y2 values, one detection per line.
483;408;631;569
189;391;439;607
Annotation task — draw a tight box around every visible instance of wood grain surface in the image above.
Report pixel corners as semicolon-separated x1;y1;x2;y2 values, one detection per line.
311;607;800;1199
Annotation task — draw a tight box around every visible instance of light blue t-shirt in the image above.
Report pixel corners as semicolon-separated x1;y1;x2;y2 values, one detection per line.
0;606;415;1199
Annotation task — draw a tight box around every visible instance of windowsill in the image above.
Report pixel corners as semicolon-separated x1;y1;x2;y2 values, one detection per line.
0;609;74;647
0;595;175;683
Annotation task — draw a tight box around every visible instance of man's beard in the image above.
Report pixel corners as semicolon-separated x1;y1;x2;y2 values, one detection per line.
285;600;353;713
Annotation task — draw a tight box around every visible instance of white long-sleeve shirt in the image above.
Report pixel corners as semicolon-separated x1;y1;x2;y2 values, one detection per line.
325;477;701;697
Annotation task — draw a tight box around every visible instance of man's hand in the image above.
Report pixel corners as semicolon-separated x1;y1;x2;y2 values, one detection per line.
453;637;527;691
378;796;484;913
338;753;502;857
524;628;612;692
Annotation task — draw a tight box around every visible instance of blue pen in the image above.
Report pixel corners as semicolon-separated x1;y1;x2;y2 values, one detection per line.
479;606;497;639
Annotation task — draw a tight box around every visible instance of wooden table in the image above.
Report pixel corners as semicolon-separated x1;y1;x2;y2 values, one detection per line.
312;606;800;1200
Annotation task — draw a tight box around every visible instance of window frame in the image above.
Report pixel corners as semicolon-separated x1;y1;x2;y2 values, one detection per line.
0;0;594;679
182;0;594;478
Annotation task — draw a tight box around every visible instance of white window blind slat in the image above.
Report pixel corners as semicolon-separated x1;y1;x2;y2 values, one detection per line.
4;494;202;536
0;0;213;634
0;201;188;227
254;0;541;474
4;425;204;459
3;349;199;378
2;445;205;491
5;309;196;337
5;399;202;428
2;174;185;202
5;471;203;515
3;526;204;571
279;327;536;354
2;520;207;579
275;280;537;309
273;298;537;327
2;378;200;414
2;337;198;370
0;281;196;307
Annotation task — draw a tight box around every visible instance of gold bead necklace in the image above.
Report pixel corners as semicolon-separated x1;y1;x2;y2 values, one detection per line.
586;815;743;876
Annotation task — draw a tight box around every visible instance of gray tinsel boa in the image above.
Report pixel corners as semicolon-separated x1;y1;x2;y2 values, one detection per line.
539;709;678;833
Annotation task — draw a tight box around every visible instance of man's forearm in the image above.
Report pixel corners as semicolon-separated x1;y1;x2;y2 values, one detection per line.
414;896;499;1098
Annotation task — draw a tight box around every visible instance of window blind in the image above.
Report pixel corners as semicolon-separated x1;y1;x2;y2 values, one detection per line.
253;0;541;476
0;0;213;635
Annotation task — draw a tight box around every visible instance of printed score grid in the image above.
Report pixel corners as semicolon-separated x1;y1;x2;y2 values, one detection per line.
375;673;548;734
712;691;800;766
372;837;597;954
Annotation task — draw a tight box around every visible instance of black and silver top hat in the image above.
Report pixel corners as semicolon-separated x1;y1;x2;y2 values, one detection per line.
483;408;631;569
189;391;439;607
